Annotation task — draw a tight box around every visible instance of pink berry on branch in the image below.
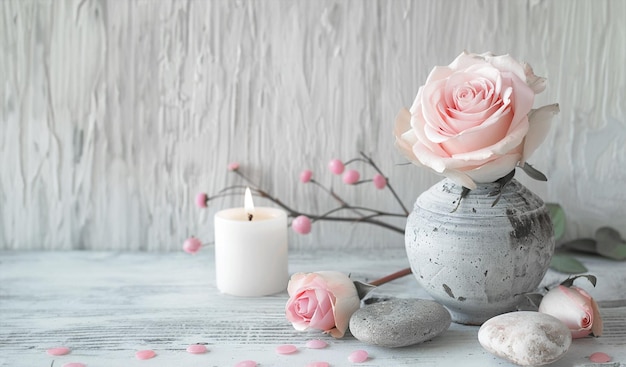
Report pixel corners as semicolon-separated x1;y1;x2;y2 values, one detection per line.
227;162;240;171
342;170;360;185
183;237;202;254
373;173;387;189
292;215;312;235
300;170;313;183
328;159;345;175
195;192;208;208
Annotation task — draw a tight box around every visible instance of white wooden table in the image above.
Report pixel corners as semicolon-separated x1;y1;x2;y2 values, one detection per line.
1;249;625;367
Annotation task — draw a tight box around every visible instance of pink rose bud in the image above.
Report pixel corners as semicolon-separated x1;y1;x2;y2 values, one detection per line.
227;162;240;171
538;285;603;338
183;237;202;254
292;215;312;235
285;271;360;338
195;192;208;208
300;170;313;183
342;170;360;185
372;173;386;189
328;159;345;175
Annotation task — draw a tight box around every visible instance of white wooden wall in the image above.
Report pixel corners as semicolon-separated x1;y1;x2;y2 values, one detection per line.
1;0;625;251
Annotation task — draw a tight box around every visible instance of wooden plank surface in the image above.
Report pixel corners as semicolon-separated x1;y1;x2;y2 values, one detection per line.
0;249;624;366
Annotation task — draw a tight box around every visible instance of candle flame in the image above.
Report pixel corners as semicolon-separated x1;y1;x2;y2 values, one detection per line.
244;187;255;220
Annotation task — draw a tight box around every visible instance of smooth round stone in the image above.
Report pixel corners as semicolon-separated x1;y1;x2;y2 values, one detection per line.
349;298;451;348
478;311;571;366
234;361;257;367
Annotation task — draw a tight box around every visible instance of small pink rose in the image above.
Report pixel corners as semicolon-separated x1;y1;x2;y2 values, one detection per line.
300;170;313;183
183;237;202;254
285;271;360;338
292;215;312;235
538;285;603;338
328;159;345;175
228;162;240;171
372;174;386;189
394;51;559;189
195;192;208;208
342;170;360;185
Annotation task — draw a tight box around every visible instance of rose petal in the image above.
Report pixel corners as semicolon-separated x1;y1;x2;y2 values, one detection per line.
521;103;560;164
590;297;603;336
523;62;547;94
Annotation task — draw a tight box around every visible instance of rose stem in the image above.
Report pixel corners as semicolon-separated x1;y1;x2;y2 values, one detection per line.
368;267;413;286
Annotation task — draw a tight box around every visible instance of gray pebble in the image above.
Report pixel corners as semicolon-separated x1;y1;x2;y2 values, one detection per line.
349;298;451;348
478;311;571;366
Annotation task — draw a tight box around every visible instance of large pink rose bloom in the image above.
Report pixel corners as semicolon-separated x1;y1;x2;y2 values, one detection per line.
539;285;603;339
285;271;360;338
395;51;559;189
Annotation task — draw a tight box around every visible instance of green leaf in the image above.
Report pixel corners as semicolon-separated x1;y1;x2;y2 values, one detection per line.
550;254;588;274
546;203;565;241
353;280;377;300
595;226;626;260
561;238;597;254
520;163;548;181
560;274;597;287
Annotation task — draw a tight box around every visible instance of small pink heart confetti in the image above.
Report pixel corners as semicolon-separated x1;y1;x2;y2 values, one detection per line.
589;352;612;363
47;347;71;356
186;344;208;354
348;349;369;363
306;362;330;367
135;349;156;360
62;363;85;367
306;339;328;349
275;344;298;354
234;360;257;367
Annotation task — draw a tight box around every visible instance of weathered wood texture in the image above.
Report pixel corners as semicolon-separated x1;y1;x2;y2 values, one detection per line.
1;0;625;250
1;250;625;366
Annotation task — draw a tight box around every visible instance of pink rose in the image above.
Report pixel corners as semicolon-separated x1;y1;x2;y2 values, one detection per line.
538;285;603;338
285;271;360;338
395;51;559;189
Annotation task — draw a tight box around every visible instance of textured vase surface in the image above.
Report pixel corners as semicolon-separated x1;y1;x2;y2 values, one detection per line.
405;178;555;325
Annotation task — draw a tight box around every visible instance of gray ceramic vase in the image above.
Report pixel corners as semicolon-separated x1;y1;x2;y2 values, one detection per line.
405;178;555;325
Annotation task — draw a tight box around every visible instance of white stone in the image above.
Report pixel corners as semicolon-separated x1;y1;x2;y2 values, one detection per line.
478;311;571;366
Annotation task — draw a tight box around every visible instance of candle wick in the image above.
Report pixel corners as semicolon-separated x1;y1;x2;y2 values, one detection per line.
248;213;253;221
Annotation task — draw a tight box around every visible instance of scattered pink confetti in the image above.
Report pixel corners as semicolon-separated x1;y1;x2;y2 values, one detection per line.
135;349;156;360
46;347;71;356
589;352;612;363
186;344;208;354
306;362;330;367
306;339;328;349
275;344;298;354
62;363;85;367
348;349;369;363
234;361;257;367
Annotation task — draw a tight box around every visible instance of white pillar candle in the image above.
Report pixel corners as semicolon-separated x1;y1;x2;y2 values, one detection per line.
214;202;288;297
